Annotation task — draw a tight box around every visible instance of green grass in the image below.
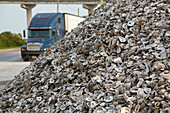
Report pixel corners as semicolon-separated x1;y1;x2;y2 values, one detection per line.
0;46;21;49
0;31;26;49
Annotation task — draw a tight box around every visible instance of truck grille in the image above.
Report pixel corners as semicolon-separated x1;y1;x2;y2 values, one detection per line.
27;43;40;51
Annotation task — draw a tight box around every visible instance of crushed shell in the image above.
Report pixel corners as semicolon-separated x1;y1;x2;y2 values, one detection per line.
0;0;170;112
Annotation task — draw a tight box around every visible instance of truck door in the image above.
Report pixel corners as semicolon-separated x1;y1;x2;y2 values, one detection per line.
56;17;64;40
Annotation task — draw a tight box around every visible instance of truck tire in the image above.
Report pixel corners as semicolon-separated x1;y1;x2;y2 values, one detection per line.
21;53;29;61
23;57;29;61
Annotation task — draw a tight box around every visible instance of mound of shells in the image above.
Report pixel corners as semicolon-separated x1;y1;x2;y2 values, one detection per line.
0;0;170;112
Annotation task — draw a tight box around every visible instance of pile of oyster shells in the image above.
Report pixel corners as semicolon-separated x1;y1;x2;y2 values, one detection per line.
0;0;170;112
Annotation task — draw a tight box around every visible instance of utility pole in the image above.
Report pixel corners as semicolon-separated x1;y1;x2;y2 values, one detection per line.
100;0;103;4
57;0;59;12
78;8;79;16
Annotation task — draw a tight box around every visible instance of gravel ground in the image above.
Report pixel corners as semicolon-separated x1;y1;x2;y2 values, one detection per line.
0;85;6;91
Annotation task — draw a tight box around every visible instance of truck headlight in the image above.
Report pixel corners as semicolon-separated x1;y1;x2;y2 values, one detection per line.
21;48;26;51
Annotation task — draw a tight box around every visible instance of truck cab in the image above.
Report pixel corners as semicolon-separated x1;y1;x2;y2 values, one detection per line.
21;13;65;61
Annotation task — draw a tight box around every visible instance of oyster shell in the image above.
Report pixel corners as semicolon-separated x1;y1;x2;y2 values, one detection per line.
0;0;169;112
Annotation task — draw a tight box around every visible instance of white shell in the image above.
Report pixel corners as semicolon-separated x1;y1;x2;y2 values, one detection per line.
36;96;42;102
104;96;114;102
113;57;122;64
118;107;131;113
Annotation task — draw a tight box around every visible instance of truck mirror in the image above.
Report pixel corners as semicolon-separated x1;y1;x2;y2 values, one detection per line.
52;29;55;36
23;30;26;38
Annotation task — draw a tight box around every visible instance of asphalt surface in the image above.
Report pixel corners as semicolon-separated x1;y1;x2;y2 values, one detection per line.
0;48;23;62
0;48;30;91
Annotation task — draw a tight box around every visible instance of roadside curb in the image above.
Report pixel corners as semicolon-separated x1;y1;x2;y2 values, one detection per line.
0;80;10;85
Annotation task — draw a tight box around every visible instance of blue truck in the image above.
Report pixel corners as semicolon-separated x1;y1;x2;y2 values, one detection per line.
21;12;84;61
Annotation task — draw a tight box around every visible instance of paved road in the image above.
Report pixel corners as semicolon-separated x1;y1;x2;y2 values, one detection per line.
0;48;23;62
0;49;30;91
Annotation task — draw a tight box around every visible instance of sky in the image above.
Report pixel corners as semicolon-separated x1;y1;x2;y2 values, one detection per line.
0;4;89;36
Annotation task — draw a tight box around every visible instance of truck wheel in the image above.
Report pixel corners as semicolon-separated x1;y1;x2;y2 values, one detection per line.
23;57;29;61
23;58;29;61
21;52;29;61
22;56;29;61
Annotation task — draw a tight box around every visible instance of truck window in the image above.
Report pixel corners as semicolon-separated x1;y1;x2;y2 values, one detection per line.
28;29;51;38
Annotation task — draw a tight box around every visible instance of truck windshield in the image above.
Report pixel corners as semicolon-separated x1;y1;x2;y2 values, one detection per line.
28;29;51;38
